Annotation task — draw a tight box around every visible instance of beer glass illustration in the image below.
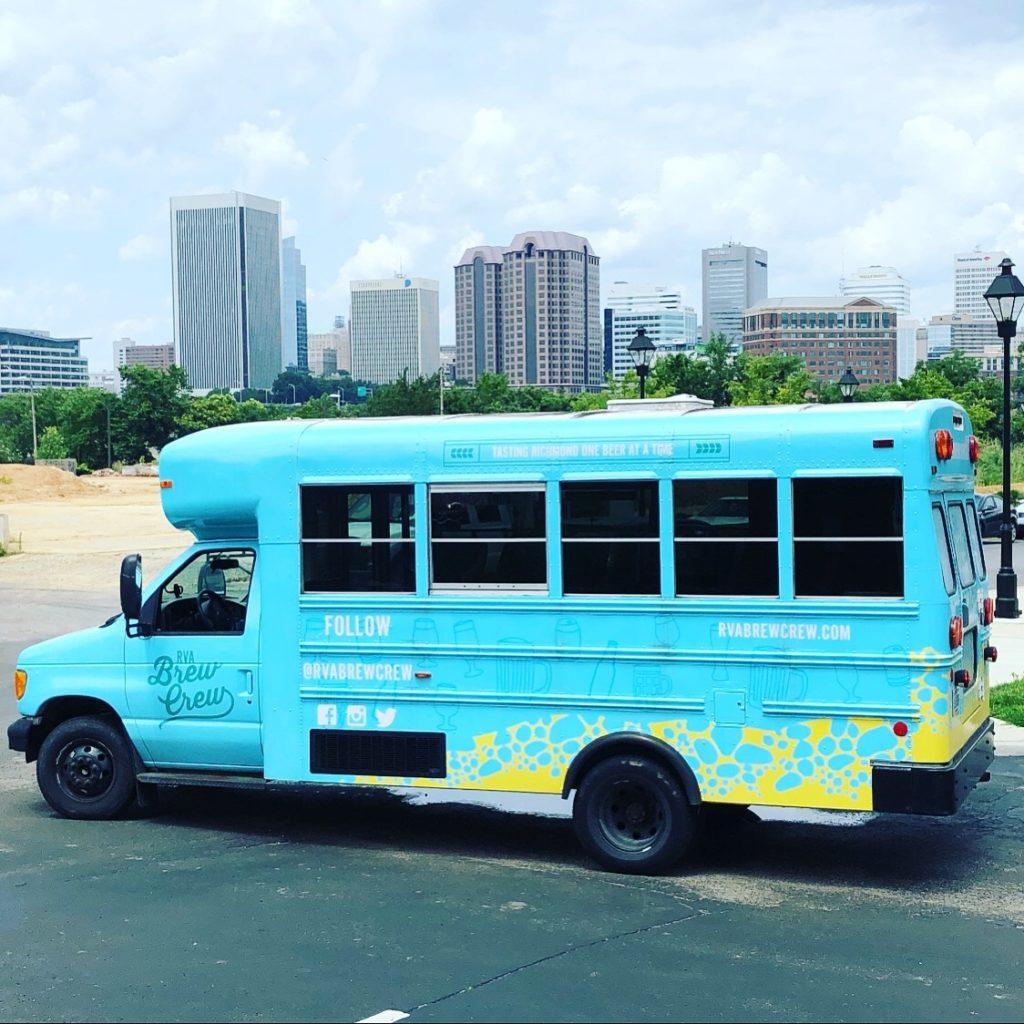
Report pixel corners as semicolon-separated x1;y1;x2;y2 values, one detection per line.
633;666;672;697
749;649;808;705
654;614;680;649
412;617;439;668
453;619;484;678
708;622;730;681
883;644;908;687
555;617;582;650
496;638;552;695
433;682;459;731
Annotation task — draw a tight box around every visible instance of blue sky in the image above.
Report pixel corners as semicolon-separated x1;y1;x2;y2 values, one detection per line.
1;0;1021;371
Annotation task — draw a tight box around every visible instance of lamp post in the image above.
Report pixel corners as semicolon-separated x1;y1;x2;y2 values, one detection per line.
627;326;656;399
838;367;859;403
288;383;297;405
984;257;1024;619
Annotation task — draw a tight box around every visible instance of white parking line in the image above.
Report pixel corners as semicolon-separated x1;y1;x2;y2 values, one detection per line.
356;1011;409;1023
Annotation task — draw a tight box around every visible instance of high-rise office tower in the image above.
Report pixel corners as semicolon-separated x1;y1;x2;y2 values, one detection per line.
840;266;911;316
701;243;768;344
454;245;505;382
170;192;283;391
454;231;602;392
281;237;308;372
954;250;1010;318
604;283;697;378
349;277;440;385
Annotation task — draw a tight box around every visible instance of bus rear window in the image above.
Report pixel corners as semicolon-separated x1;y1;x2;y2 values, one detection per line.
965;500;987;579
932;504;956;596
946;502;976;588
793;477;903;598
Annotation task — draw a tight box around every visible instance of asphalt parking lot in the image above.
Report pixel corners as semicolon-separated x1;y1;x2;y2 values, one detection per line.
2;588;1024;1024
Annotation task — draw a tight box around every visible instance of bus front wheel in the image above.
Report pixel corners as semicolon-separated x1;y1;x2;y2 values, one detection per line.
36;716;138;820
573;754;696;874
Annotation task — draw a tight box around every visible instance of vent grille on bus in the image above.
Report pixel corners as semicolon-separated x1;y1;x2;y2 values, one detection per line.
309;730;447;779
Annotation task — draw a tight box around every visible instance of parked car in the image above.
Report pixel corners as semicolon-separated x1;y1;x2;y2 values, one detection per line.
976;493;1017;541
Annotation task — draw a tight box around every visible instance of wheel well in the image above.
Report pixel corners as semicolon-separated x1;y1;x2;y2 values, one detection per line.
24;697;122;762
561;733;702;806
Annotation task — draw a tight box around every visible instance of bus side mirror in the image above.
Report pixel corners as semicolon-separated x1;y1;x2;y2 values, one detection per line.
120;554;143;636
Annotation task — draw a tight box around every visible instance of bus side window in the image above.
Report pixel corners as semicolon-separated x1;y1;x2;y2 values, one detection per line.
932;504;956;596
793;477;903;598
301;485;415;593
561;482;660;595
429;486;546;590
674;478;778;596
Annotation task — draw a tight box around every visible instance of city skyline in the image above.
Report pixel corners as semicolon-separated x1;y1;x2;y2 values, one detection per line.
0;2;1020;373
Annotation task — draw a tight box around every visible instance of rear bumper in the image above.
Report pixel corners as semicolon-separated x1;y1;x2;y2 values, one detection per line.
872;719;995;816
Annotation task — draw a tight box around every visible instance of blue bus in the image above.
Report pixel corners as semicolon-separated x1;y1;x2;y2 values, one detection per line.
8;396;996;873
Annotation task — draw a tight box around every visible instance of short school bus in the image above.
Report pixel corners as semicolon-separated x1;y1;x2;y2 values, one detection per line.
9;396;996;873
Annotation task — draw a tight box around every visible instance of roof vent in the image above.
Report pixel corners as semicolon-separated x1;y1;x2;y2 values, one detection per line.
606;394;714;415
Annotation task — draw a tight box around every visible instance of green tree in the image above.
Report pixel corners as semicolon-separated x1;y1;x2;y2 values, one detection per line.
56;388;116;468
728;353;816;406
0;394;35;461
361;372;440;417
37;425;69;459
295;394;342;418
177;393;243;434
117;364;191;460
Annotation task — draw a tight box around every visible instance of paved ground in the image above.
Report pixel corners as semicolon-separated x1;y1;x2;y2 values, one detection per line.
2;589;1024;1023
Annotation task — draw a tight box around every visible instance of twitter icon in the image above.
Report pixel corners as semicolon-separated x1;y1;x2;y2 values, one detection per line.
375;708;397;728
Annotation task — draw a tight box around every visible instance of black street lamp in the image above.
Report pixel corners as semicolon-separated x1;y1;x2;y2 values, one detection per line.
838;367;859;403
984;257;1024;618
627;326;656;399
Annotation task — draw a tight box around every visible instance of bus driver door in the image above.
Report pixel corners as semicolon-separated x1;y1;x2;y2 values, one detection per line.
125;549;263;770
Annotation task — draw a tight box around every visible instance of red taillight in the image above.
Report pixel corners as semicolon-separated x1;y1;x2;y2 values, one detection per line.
949;615;963;649
983;597;994;626
954;669;972;687
893;721;909;737
935;429;954;460
968;435;979;463
984;646;998;663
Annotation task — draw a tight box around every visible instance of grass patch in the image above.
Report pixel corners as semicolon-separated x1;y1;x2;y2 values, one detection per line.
991;677;1024;727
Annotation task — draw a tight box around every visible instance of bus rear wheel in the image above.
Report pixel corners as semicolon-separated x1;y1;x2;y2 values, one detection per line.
573;754;696;874
36;716;138;820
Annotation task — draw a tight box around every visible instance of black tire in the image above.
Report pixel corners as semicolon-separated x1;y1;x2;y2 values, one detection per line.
573;754;696;874
36;716;138;820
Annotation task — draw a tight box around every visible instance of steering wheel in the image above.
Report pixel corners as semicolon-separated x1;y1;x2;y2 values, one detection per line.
196;589;229;631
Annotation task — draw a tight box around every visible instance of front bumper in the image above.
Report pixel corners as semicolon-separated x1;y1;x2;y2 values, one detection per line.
872;718;995;816
7;716;39;760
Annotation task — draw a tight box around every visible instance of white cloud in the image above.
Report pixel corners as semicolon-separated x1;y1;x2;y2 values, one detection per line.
328;224;436;302
118;233;163;262
220;118;309;185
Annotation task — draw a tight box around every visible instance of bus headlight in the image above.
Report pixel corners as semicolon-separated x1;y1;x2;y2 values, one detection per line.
14;669;27;700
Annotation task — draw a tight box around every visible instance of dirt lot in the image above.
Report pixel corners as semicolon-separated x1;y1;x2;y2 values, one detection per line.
0;465;189;592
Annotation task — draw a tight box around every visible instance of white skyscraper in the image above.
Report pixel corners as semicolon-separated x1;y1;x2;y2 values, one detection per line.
604;284;697;379
170;192;283;392
350;277;440;385
954;251;1010;317
840;266;911;316
701;243;768;344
